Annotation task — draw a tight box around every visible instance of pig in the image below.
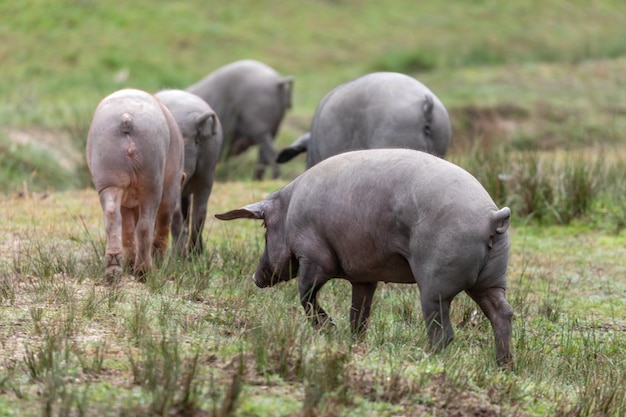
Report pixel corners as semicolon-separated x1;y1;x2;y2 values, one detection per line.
155;89;223;256
216;149;513;365
86;89;185;282
187;59;294;180
277;72;451;169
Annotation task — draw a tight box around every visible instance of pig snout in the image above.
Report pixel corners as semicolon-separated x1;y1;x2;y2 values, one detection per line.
253;262;294;288
252;272;270;288
252;264;276;288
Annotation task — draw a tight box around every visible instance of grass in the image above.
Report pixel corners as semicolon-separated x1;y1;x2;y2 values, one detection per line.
450;146;626;228
2;1;626;184
0;185;625;416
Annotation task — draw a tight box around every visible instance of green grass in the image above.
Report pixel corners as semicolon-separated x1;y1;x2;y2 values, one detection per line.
0;134;80;193
2;0;626;166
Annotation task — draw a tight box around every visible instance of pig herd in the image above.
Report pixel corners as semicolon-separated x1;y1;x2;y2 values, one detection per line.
86;59;513;365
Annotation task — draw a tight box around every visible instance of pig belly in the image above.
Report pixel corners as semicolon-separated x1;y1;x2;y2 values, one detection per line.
345;255;416;284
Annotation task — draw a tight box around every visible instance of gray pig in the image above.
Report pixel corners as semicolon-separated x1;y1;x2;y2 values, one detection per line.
277;72;451;168
187;59;293;180
216;149;513;365
155;89;223;256
86;89;185;281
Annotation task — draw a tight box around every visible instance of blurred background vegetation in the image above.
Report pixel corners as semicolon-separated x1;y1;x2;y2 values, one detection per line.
1;0;625;225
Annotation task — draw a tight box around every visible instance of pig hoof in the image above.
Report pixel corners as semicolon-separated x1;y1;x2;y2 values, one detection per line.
104;265;122;285
105;253;123;267
104;253;123;284
496;353;513;368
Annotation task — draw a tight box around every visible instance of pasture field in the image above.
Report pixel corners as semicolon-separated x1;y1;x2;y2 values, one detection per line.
0;183;625;416
2;0;626;186
1;0;626;415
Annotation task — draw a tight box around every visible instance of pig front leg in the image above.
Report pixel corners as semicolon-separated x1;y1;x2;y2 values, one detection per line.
467;287;514;367
350;282;377;338
298;263;333;330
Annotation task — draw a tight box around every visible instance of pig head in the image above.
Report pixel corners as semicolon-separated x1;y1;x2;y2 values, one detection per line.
86;89;185;282
216;149;513;366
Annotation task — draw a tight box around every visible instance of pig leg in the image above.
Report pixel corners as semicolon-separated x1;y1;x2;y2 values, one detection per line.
121;206;137;273
133;199;159;280
153;198;175;265
99;188;124;283
298;263;333;329
171;195;189;256
189;188;211;255
410;255;457;352
466;287;514;367
350;282;377;338
254;133;279;180
420;293;455;352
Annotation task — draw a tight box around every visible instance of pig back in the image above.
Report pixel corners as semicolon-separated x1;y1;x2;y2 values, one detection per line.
187;60;287;154
86;89;171;192
286;149;498;249
187;60;283;117
307;73;451;167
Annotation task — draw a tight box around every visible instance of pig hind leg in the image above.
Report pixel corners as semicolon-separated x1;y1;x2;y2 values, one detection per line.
189;188;211;255
121;205;138;273
99;187;124;283
171;195;189;256
466;287;514;366
350;282;377;338
152;196;175;266
420;292;456;352
254;132;279;180
409;258;457;352
133;197;160;280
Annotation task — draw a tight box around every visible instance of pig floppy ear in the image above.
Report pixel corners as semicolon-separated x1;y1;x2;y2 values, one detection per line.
196;111;217;137
278;76;294;109
215;201;266;221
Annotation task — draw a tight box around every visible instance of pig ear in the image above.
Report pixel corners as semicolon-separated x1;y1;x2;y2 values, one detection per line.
278;76;294;109
196;111;217;137
215;201;266;221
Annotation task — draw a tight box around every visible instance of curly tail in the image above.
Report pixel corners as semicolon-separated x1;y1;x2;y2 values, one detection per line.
276;132;310;163
120;113;133;134
492;207;511;234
